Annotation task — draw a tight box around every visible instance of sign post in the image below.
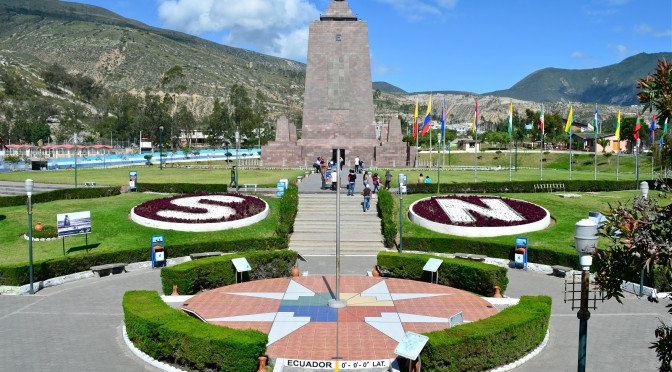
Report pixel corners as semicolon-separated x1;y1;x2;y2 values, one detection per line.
514;237;528;270
151;235;166;268
129;170;138;192
398;174;407;253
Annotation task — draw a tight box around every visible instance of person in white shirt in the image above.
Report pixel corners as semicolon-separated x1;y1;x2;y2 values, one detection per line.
331;169;338;191
354;156;360;173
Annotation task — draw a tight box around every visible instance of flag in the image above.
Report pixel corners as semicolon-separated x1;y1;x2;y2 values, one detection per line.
614;111;621;139
421;95;432;137
539;104;545;135
634;115;641;140
472;101;479;133
661;118;669;146
649;115;656;141
440;98;446;139
564;106;573;134
507;102;513;136
412;98;418;141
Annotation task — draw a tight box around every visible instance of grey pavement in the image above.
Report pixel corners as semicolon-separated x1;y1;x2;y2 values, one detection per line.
0;176;668;371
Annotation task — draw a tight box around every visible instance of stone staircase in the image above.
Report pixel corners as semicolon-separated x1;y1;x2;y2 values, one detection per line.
289;193;387;257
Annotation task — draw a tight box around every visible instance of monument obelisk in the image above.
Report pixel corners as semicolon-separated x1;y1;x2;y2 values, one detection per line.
262;0;411;167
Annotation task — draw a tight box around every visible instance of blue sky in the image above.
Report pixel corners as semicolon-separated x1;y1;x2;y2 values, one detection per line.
70;0;671;94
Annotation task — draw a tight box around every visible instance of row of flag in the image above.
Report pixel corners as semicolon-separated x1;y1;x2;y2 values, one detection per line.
413;97;669;146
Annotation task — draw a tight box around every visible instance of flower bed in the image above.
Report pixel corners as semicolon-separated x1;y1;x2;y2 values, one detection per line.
131;193;269;232
409;195;550;238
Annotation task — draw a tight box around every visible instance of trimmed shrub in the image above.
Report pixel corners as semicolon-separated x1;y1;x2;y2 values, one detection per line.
0;186;121;208
123;291;266;371
137;183;227;194
377;189;397;248
403;236;580;269
161;250;297;295
407;179;661;194
276;183;299;239
0;237;288;286
422;296;551;371
377;252;508;296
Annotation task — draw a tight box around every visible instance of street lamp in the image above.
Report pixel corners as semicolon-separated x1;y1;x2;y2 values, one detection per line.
574;218;599;372
159;126;164;170
235;130;240;192
640;181;649;199
398;174;407;253
25;179;35;295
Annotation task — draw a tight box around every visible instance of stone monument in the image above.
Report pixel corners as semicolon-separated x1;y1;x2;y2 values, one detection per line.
262;0;412;167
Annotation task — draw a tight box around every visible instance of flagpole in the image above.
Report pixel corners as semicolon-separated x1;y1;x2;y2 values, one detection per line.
569;133;573;180
437;133;441;194
594;105;598;181
474;130;478;183
429;125;432;166
635;138;640;188
509;135;513;182
616;148;620;181
540;134;544;181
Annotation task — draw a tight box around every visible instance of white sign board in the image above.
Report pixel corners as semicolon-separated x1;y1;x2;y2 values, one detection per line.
423;258;443;273
284;359;390;370
57;211;92;237
394;332;429;360
231;258;251;273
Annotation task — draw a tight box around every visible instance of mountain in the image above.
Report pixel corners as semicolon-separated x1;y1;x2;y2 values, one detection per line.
373;82;407;95
0;0;306;107
487;52;672;105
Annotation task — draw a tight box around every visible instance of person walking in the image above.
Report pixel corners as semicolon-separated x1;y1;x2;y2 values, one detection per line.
347;169;356;196
362;170;369;189
362;185;371;212
354;155;360;173
331;169;338;191
384;169;392;190
229;166;237;188
372;173;380;193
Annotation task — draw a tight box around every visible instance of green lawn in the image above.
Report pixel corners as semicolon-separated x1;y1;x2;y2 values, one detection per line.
0;193;281;265
0;166;306;187
395;190;669;255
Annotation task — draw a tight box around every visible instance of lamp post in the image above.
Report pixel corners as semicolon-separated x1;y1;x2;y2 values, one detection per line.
574;218;599;372
25;179;35;295
235;130;240;193
74;133;78;188
398;174;407;253
159;126;164;170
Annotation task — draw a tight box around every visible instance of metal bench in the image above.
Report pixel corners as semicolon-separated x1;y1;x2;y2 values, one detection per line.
242;183;258;192
190;252;223;260
90;263;127;277
83;181;97;187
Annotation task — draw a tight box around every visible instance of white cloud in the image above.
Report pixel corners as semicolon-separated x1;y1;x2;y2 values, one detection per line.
157;0;320;60
571;51;585;58
372;0;458;20
636;23;672;38
608;44;631;57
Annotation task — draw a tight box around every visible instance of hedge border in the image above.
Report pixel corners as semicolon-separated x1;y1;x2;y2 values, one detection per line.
421;296;551;371
0;184;300;286
123;290;266;372
0;186;121;208
377;189;397;248
407;179;664;194
136;183;227;194
160;250;298;295
377;252;508;296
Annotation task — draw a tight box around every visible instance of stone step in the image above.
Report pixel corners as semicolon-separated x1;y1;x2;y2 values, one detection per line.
289;241;385;253
290;233;383;242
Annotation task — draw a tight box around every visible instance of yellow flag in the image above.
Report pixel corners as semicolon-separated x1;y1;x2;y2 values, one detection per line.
614;111;621;139
564;106;573;134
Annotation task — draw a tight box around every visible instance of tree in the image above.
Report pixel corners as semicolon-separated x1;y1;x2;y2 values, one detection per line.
206;98;232;147
637;58;672;125
598;138;611;153
594;181;672;370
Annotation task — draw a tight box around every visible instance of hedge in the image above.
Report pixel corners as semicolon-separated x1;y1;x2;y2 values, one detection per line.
0;185;300;286
421;296;551;371
402;236;580;270
377;189;397;248
161;250;298;295
407;179;663;194
377;252;508;296
136;183;227;194
0;186;121;208
123;291;266;372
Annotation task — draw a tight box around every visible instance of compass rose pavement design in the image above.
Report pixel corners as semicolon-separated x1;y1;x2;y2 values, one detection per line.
179;276;498;361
